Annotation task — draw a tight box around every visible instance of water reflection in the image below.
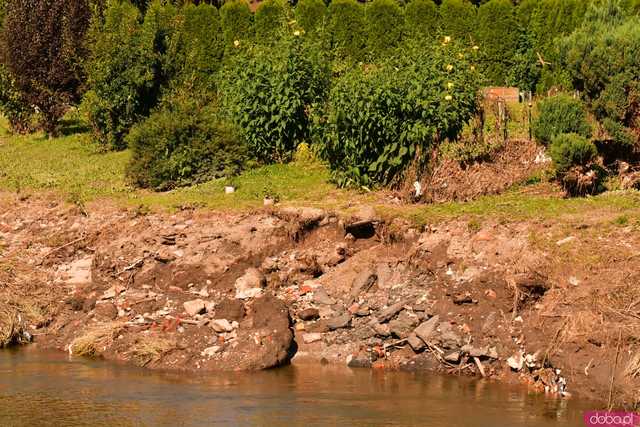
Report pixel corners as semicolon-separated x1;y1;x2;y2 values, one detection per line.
0;348;589;426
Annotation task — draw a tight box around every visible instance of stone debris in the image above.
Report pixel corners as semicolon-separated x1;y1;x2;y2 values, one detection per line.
413;315;440;344
302;333;323;344
235;268;266;300
210;319;235;333
183;299;206;317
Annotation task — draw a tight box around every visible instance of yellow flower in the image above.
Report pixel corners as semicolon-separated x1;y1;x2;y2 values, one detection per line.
458;53;464;59
470;65;476;71
447;82;454;89
293;30;301;36
472;45;479;51
446;64;454;72
443;36;451;43
233;40;240;48
445;94;453;101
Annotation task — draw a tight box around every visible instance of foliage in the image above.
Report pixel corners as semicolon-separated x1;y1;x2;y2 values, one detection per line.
83;1;161;149
126;95;247;190
404;0;439;41
439;0;476;41
222;35;330;163
475;0;517;86
317;42;481;188
166;3;223;91
295;0;327;35
255;0;287;44
328;0;366;61
1;0;91;135
561;4;640;130
220;0;253;54
549;133;598;173
365;0;404;60
0;66;31;133
532;94;591;145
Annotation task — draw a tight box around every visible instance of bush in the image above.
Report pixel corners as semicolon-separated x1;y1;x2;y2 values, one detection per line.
220;0;253;53
126;96;247;191
328;0;366;61
475;0;517;86
549;133;598;173
167;3;223;90
255;0;287;44
295;0;327;35
532;94;591;145
317;43;481;188
222;36;330;163
0;66;31;133
83;1;166;149
365;0;404;59
2;0;91;135
439;0;476;41
404;0;439;41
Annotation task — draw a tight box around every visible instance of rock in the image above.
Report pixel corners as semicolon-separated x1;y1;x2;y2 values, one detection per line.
202;346;221;357
376;300;407;323
347;353;372;368
389;311;418;339
413;315;440;343
408;333;426;352
298;307;320;321
444;351;461;363
210;319;235;333
82;296;97;313
355;305;370;317
461;345;492;358
350;268;377;301
214;299;245;321
507;351;524;371
94;302;118;321
437;322;463;349
235;268;266;299
302;332;323;344
183;299;206;317
556;236;575;246
312;287;335;305
63;257;93;285
453;293;474;305
326;313;351;330
373;323;391;337
101;284;125;300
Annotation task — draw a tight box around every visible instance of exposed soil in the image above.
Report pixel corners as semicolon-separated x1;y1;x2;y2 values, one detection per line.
0;191;638;409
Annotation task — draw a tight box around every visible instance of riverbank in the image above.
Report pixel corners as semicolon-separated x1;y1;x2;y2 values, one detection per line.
1;190;639;409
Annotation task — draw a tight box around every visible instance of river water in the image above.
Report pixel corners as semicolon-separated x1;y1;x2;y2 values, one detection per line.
0;348;591;426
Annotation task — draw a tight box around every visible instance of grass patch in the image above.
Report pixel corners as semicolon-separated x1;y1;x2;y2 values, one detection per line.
70;323;123;357
126;335;174;367
2;116;640;226
0;306;24;348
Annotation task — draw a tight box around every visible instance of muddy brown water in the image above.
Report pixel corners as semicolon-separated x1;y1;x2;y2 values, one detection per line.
1;348;592;426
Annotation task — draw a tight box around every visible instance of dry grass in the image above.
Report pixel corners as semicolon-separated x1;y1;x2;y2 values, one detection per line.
69;323;123;357
0;306;23;347
625;352;640;379
126;335;174;367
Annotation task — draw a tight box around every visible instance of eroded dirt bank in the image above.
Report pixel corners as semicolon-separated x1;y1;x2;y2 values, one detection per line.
0;192;638;409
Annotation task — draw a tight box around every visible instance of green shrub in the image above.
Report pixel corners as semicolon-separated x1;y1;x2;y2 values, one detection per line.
220;0;253;54
475;0;517;86
439;0;476;41
532;94;591;145
365;0;403;59
317;43;481;188
549;133;598;173
83;0;173;149
167;3;223;90
126;96;247;191
2;0;91;135
328;0;366;61
255;0;287;44
404;0;439;41
222;36;330;163
295;0;327;35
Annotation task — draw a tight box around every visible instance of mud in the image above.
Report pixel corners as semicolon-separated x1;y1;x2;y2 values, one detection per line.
0;192;638;409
